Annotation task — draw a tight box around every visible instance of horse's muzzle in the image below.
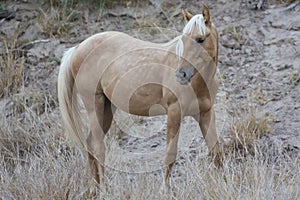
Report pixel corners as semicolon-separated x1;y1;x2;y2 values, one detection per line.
176;66;195;85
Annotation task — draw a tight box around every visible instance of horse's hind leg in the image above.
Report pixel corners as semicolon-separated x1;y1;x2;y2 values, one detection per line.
84;93;114;184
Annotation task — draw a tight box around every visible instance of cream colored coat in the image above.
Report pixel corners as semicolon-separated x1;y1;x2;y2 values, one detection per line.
58;5;223;191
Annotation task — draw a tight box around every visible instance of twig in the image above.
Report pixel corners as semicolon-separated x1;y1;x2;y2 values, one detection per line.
19;39;51;49
279;0;300;13
0;12;15;25
0;18;5;24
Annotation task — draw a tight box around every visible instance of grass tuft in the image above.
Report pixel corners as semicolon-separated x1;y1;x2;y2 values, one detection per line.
0;38;24;97
221;24;244;43
228;110;273;156
38;5;78;38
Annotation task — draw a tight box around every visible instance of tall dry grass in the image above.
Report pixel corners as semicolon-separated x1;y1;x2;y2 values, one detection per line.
0;37;24;97
0;76;299;199
1;115;299;200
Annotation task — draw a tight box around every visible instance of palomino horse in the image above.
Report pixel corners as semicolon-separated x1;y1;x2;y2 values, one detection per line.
58;5;223;189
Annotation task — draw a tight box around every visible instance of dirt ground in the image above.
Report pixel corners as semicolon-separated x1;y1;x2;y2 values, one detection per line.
1;0;299;186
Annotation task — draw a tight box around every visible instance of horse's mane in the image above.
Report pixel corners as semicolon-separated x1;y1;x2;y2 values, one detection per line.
176;14;208;58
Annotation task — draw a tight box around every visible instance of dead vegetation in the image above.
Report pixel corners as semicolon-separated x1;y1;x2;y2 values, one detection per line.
38;7;76;38
1;120;299;199
227;108;273;157
0;37;24;97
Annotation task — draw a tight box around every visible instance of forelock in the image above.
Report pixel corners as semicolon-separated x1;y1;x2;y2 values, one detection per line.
183;14;208;36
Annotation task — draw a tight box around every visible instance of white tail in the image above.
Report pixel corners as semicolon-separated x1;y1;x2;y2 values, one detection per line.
57;47;86;151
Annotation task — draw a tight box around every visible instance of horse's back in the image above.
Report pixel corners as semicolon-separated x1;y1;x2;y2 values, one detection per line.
71;31;134;76
70;31;170;114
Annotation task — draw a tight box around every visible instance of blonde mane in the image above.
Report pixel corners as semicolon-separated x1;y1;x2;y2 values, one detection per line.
176;14;208;58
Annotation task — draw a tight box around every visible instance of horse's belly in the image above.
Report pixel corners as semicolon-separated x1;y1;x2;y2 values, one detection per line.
106;83;165;116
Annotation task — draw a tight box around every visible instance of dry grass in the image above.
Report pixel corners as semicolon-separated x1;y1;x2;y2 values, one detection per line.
220;24;244;43
289;71;299;83
1;117;299;199
37;0;142;38
247;88;270;105
38;6;77;38
228;109;273;156
1;79;298;199
0;38;24;97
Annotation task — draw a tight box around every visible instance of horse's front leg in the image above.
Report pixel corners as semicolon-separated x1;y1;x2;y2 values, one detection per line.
196;107;223;167
163;103;181;191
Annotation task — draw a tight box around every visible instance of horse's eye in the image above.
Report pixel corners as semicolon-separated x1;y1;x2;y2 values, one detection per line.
196;38;205;43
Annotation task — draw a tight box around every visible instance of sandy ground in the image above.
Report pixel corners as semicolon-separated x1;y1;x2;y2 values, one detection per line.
1;0;299;173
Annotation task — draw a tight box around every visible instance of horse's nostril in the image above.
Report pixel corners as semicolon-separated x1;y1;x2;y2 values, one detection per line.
182;71;186;78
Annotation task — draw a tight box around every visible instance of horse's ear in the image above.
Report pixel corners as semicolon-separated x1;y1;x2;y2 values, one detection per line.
202;5;211;26
182;8;193;22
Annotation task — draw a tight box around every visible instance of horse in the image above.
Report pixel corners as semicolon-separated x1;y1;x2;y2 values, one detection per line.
57;5;223;190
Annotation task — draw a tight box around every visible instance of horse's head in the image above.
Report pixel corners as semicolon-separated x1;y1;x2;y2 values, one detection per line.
175;5;218;85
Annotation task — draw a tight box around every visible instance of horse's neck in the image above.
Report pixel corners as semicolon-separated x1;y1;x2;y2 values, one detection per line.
159;36;180;50
158;36;181;65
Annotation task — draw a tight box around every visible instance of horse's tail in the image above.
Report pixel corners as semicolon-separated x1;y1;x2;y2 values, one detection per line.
57;47;86;151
